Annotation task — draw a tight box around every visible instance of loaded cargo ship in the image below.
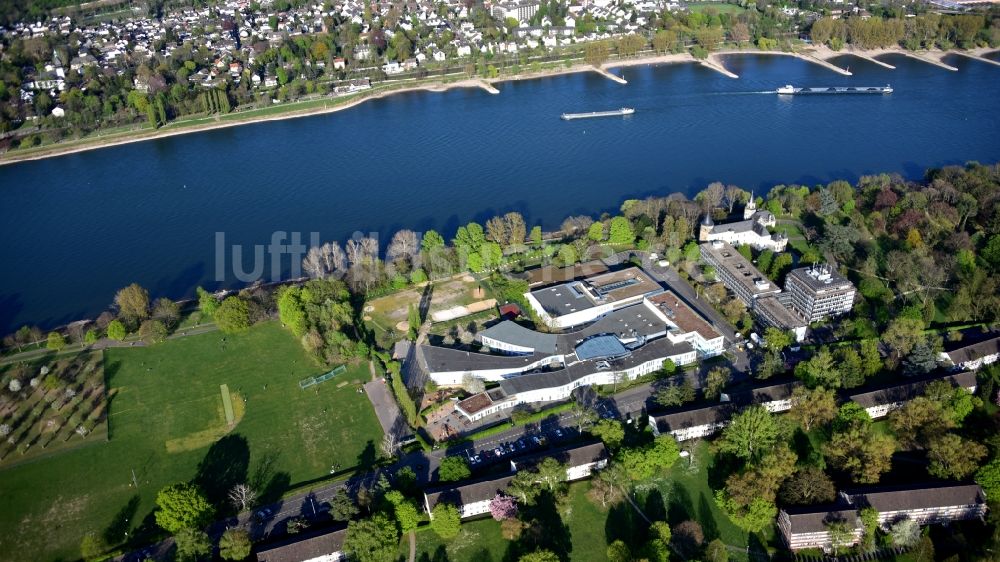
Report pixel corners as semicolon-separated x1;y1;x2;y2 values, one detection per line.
776;84;893;95
561;107;635;120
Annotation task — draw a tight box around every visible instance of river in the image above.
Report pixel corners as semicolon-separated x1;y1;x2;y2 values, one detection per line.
1;53;998;331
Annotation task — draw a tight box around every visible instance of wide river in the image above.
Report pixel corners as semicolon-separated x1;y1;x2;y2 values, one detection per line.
1;53;999;331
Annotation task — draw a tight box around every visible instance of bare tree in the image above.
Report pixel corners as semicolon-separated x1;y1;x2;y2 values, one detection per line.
303;242;346;278
345;237;379;267
561;215;594;236
485;216;507;245
228;483;258;513
724;184;746;213
380;433;398;458
461;373;485;394
503;212;527;246
386;230;420;264
698;182;725;211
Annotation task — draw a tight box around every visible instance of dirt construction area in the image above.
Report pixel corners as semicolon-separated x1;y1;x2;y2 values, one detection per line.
365;275;492;335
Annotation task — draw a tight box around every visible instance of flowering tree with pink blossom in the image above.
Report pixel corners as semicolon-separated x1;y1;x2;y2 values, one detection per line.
489;493;518;521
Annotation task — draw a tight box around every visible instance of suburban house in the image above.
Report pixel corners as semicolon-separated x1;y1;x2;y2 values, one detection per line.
778;483;988;552
940;334;1000;371
524;267;663;329
423;442;607;518
848;371;978;419
732;380;801;413
255;526;347;562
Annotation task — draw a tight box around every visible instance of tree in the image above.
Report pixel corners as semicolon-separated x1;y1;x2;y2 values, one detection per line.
152;298;181;330
763;327;793;351
154;483;214;534
788;386;837;431
889;397;954;449
673;520;705;556
387;230;420;264
227;483;257;513
649;521;671;544
535;457;567;493
438;456;471;482
890;518;920;547
175;528;211;561
507;469;542;505
607;540;631;562
519;550;560;562
80;532;108;562
705;539;729;562
882;317;925;362
655;378;696;408
704;367;731;400
431;503;461;539
421;230;445;252
46;331;66;351
590;419;625;450
794;349;842;388
715;492;776;533
584;40;609;66
489;494;518;521
215;296;251;334
386;491;421;532
106;319;127;341
343;513;399;562
927;434;987;480
780;466;836;505
824;420;896;483
588;221;605;241
718;405;780;462
197;287;219;317
587;463;626;508
978;458;1000;500
608;216;635;245
461;373;485;394
219;528;252;561
329;488;359;521
115;283;150;323
139;320;168;344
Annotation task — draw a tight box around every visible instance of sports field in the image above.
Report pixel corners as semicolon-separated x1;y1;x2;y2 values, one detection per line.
685;1;747;13
0;322;382;561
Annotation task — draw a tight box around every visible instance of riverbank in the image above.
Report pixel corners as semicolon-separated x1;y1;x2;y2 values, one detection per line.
1;46;995;166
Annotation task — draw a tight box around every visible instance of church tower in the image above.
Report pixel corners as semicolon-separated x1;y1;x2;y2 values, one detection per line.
743;191;757;220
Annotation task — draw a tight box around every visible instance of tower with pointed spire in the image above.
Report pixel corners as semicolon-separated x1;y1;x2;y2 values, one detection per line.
699;213;714;242
743;191;757;220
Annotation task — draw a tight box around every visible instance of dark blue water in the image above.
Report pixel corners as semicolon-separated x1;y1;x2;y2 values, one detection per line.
1;54;998;331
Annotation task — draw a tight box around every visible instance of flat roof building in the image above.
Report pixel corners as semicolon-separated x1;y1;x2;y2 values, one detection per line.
784;264;856;323
700;240;781;306
525;267;663;329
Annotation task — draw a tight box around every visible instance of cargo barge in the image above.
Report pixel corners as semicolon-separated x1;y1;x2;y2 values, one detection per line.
561;107;635;120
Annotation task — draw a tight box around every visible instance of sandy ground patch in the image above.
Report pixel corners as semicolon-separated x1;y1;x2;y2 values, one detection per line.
430;299;497;322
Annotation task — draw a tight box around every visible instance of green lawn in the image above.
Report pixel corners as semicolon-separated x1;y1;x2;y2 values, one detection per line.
685;1;747;13
635;441;773;560
407;481;612;562
0;322;382;561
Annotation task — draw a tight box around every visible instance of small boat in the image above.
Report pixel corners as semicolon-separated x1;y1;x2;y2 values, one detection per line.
561;107;635;120
776;84;893;95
